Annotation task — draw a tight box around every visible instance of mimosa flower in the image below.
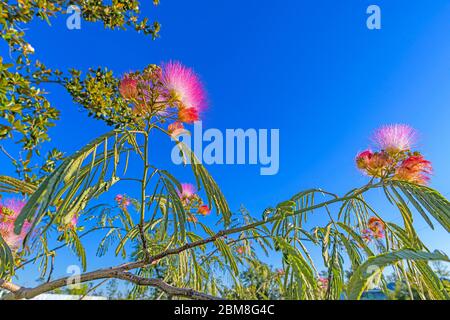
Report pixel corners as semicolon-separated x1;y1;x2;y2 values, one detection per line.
178;107;199;123
394;155;432;185
361;227;385;242
0;199;31;251
373;124;416;153
357;151;392;177
115;194;131;208
198;205;211;216
361;229;373;242
368;216;385;234
119;74;138;100
356;150;373;170
168;121;185;137
236;247;245;255
373;230;385;240
178;183;196;200
68;215;78;229
318;277;329;290
161;61;207;111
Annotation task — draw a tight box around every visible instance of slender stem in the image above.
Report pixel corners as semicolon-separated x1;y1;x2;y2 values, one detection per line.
139;129;150;258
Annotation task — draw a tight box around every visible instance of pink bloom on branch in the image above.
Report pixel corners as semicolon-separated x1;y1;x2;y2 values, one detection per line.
356;150;373;170
178;183;196;200
168;121;185;137
198;205;211;216
395;155;432;185
69;215;78;229
119;74;138;100
178;107;199;123
160;61;207;111
318;277;329;289
0;199;31;251
115;194;124;203
115;194;131;208
373;124;417;153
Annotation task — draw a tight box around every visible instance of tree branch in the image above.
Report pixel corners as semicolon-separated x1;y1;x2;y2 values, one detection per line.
1;182;381;300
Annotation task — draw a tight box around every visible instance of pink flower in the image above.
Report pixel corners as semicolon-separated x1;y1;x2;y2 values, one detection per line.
168;121;185;137
178;183;196;200
198;205;211;216
119;74;138;100
0;199;31;251
160;61;207;111
318;277;329;289
395;155;432;185
178;107;199;123
69;215;78;229
115;194;131;208
373;124;416;153
356;150;373;170
368;217;385;234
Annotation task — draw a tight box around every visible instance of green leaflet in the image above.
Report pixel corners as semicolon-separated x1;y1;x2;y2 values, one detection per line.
347;249;449;300
14;130;119;235
0;175;37;195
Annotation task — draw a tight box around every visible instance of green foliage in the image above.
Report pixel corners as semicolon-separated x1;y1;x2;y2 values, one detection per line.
1;1;449;301
0;1;160;182
347;249;449;300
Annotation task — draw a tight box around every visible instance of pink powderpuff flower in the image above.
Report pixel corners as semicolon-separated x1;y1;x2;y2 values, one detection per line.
115;194;131;208
395;155;432;185
356;150;373;170
119;74;139;100
318;277;329;290
167;121;185;137
178;107;199;123
178;183;196;200
68;215;78;229
122;198;131;207
368;217;385;234
198;205;211;216
0;199;32;251
160;61;207;111
361;229;373;242
373;124;416;153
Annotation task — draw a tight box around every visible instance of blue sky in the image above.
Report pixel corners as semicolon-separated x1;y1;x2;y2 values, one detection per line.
2;1;450;285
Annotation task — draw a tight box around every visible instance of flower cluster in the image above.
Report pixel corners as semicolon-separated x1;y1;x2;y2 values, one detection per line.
118;61;207;136
356;124;432;185
115;194;131;208
0;199;31;251
318;277;329;290
177;183;211;223
362;216;385;242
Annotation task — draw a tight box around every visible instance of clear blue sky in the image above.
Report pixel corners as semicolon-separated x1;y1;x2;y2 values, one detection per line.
2;1;450;285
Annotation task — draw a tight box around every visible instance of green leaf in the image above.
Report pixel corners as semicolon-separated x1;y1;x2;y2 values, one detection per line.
347;249;449;300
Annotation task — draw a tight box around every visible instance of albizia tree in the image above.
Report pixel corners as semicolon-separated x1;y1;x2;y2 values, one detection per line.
1;2;449;301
